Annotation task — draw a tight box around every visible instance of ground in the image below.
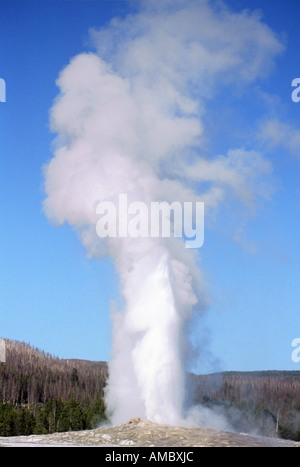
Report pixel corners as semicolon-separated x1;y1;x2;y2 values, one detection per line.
0;418;298;447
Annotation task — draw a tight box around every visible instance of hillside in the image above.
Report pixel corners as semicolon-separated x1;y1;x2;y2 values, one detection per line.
0;339;108;436
191;370;300;411
0;339;108;406
190;370;300;440
0;339;300;440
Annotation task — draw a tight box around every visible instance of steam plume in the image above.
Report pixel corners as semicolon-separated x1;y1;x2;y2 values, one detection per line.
43;0;282;426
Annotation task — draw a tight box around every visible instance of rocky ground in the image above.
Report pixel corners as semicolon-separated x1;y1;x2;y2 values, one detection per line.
0;418;298;447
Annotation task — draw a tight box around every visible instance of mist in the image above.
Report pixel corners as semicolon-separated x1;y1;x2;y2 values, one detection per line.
43;0;282;427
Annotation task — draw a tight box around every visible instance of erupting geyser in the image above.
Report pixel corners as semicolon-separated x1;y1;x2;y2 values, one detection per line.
43;0;281;426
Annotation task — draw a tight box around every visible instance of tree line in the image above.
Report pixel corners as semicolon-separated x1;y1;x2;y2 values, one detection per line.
190;371;300;440
0;339;108;436
1;339;300;440
0;397;106;436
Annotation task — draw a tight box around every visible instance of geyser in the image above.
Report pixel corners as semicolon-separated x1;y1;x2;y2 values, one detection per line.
43;0;281;426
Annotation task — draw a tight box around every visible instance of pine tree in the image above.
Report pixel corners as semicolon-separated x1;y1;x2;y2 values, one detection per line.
71;368;79;387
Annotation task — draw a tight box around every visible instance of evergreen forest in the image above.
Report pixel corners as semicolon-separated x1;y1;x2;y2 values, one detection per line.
0;340;107;436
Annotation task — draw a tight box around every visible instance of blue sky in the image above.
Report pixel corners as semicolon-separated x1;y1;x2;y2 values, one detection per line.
1;0;300;373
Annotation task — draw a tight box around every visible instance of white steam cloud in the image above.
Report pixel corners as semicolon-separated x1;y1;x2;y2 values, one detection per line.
43;0;283;427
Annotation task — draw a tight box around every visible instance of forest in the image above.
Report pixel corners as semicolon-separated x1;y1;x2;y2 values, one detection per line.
0;339;107;436
0;339;300;440
190;370;300;440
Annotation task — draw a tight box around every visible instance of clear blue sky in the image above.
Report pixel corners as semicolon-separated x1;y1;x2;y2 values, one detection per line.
1;0;300;372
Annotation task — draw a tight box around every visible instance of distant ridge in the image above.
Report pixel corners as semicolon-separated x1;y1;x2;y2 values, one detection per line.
1;338;300;440
213;369;300;377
